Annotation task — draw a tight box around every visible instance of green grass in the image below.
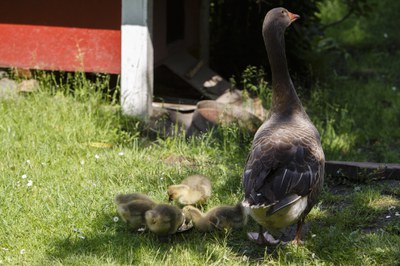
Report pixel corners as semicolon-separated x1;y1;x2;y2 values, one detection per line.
1;1;400;264
0;73;399;265
305;0;400;163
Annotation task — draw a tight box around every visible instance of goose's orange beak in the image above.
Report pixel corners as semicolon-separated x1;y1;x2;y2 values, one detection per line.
288;11;300;23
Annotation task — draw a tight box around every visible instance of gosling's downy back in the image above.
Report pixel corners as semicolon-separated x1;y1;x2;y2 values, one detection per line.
168;175;212;205
145;204;184;236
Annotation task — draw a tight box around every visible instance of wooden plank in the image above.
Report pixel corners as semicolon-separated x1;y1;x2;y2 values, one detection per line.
199;0;210;65
325;160;400;181
152;102;196;112
0;24;120;73
163;52;231;99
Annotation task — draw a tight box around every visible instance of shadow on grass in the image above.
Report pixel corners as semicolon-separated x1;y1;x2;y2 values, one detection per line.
44;207;287;264
46;211;194;264
45;211;264;264
304;179;400;264
46;178;400;264
229;179;400;264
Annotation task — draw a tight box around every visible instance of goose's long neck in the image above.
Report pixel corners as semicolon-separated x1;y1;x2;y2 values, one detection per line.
264;26;302;115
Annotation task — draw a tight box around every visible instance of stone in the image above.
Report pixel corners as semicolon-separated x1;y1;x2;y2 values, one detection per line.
17;79;40;92
0;70;9;79
0;78;18;98
186;100;262;137
216;89;267;121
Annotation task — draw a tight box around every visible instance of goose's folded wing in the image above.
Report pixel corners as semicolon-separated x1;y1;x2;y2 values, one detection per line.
243;138;323;207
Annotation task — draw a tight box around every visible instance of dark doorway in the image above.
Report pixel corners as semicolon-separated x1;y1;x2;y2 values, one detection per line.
166;0;184;44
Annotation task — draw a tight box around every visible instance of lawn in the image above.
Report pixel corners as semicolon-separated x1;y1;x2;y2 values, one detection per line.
0;72;399;265
1;0;400;264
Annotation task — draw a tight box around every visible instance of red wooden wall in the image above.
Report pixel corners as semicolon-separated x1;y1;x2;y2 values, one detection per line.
0;0;121;73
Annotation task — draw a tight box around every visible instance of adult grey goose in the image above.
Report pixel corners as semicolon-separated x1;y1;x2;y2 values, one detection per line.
242;7;325;245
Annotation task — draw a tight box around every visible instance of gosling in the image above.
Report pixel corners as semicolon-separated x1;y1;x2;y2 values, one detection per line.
167;175;212;205
145;204;185;236
182;203;248;232
115;193;157;231
115;193;155;205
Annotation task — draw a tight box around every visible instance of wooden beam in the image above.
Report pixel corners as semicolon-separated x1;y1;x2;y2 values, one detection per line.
325;160;400;181
121;0;153;119
199;0;210;66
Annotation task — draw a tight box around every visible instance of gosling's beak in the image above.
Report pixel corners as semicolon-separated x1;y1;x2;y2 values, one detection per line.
288;11;300;23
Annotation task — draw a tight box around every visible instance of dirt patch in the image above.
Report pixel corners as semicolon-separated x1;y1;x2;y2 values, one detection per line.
163;154;194;166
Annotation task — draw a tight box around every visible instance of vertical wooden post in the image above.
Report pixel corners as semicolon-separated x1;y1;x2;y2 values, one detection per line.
199;0;210;66
121;0;153;119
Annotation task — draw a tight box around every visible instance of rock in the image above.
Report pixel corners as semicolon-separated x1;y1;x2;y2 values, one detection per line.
18;79;40;92
216;89;243;105
186;100;262;137
216;89;267;121
0;70;9;79
144;107;187;139
243;97;267;121
0;78;18;98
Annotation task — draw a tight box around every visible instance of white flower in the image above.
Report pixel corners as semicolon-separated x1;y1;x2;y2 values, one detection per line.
160;177;164;181
26;160;31;165
20;249;25;255
392;86;397;91
118;152;124;156
73;228;83;234
95;154;100;160
80;160;85;166
385;215;391;219
311;234;317;238
21;174;27;179
27;180;33;187
113;216;119;222
383;33;388;38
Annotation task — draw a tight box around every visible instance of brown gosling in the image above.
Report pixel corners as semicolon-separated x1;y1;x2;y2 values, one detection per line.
167;174;212;205
182;203;248;232
145;204;185;236
115;193;157;230
115;193;154;205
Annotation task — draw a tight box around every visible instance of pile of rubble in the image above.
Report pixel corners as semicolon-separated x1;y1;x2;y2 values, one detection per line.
149;89;267;138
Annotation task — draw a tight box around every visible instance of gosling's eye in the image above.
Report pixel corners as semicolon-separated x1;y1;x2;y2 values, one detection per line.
281;10;286;15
